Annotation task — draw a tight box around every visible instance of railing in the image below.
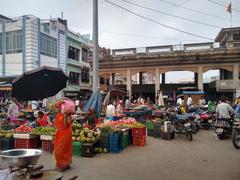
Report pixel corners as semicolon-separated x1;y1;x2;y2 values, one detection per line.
110;42;225;57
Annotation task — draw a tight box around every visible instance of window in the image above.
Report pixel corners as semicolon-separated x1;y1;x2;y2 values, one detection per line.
68;46;79;61
68;72;80;85
6;30;22;54
233;33;240;41
81;67;89;83
40;33;57;58
82;48;88;62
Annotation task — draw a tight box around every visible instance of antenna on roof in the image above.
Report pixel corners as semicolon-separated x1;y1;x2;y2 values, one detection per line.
61;12;64;19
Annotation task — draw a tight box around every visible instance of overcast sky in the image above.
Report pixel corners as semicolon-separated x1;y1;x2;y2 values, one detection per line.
1;0;239;81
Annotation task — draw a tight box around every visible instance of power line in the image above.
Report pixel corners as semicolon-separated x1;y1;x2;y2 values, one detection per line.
208;0;240;13
120;0;222;28
158;0;240;23
105;0;214;41
70;23;202;42
176;0;191;7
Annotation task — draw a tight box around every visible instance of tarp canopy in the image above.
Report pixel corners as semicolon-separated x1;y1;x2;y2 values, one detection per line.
83;89;102;113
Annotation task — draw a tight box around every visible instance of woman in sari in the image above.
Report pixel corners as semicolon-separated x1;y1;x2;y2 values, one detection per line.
54;101;72;172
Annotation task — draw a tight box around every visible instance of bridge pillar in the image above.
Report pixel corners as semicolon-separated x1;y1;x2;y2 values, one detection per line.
233;64;240;98
127;68;132;100
155;68;160;102
198;66;203;91
109;73;115;85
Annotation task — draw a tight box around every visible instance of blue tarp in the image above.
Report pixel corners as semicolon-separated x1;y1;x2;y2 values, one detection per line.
83;89;102;113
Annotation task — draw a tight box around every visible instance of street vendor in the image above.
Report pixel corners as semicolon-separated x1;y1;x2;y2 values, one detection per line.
7;98;19;121
115;100;124;116
54;100;73;172
35;111;50;127
106;100;115;119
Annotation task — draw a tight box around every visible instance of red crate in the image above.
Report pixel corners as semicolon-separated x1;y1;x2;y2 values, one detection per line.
131;127;146;136
42;140;54;153
14;138;39;149
132;135;146;146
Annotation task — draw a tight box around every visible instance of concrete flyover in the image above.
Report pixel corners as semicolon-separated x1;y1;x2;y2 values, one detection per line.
89;28;240;99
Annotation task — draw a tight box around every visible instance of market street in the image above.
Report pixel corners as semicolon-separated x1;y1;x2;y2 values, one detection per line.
35;130;240;180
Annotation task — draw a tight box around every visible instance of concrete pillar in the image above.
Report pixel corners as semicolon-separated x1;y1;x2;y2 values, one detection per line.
198;66;203;91
109;73;115;85
127;69;132;100
139;72;143;85
112;73;115;85
155;68;160;99
233;64;239;95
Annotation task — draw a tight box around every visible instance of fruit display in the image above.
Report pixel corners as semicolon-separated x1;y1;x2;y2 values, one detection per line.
72;128;100;143
32;127;56;135
97;117;145;129
72;121;82;131
14;125;34;133
0;129;13;138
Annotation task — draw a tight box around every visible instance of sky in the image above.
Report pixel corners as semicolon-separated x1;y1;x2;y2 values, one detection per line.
1;0;239;81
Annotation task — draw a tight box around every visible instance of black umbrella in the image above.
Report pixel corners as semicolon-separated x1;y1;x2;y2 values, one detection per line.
12;66;68;101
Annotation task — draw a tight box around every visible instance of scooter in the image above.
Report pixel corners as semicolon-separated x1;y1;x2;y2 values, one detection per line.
232;116;240;149
215;117;232;139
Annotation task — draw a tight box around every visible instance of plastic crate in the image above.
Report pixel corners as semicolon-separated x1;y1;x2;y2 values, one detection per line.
131;127;146;137
99;134;109;144
147;129;154;136
132;135;146;146
121;135;129;148
14;138;39;149
72;141;82;157
146;121;154;130
42;140;54;153
82;143;95;157
109;133;123;153
1;137;14;150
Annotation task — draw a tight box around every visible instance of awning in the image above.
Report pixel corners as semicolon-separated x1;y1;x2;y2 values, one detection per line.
0;87;12;91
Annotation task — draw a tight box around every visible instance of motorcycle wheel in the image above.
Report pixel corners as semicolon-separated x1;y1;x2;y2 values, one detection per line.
187;131;193;141
191;123;199;134
203;124;211;130
232;129;240;149
218;134;225;140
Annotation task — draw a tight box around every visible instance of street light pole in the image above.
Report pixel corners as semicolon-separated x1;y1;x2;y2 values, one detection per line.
92;0;99;92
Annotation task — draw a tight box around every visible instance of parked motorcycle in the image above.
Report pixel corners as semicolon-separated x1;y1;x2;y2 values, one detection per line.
215;117;232;139
170;113;193;141
195;111;216;130
232;116;240;149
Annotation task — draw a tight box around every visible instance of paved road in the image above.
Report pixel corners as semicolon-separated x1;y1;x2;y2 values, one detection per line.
1;130;240;180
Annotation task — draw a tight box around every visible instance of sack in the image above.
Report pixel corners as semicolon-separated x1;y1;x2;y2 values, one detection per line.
61;99;75;114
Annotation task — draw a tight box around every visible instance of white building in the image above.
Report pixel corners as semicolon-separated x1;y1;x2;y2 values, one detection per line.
0;14;67;75
0;14;92;99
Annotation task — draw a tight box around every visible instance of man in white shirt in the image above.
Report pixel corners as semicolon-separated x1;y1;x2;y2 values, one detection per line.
216;98;234;119
106;101;115;118
177;97;184;106
187;95;193;107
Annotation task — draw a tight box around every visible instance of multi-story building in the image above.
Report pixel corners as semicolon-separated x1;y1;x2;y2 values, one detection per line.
0;14;92;99
65;30;91;97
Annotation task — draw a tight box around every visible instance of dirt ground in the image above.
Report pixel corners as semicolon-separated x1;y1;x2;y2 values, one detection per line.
1;130;240;180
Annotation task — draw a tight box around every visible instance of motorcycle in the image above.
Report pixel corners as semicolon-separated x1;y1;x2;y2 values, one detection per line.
170;113;193;141
215;117;232;139
232;116;240;149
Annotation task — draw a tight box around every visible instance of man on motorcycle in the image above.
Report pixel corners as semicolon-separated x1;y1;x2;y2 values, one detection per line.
216;97;234;119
